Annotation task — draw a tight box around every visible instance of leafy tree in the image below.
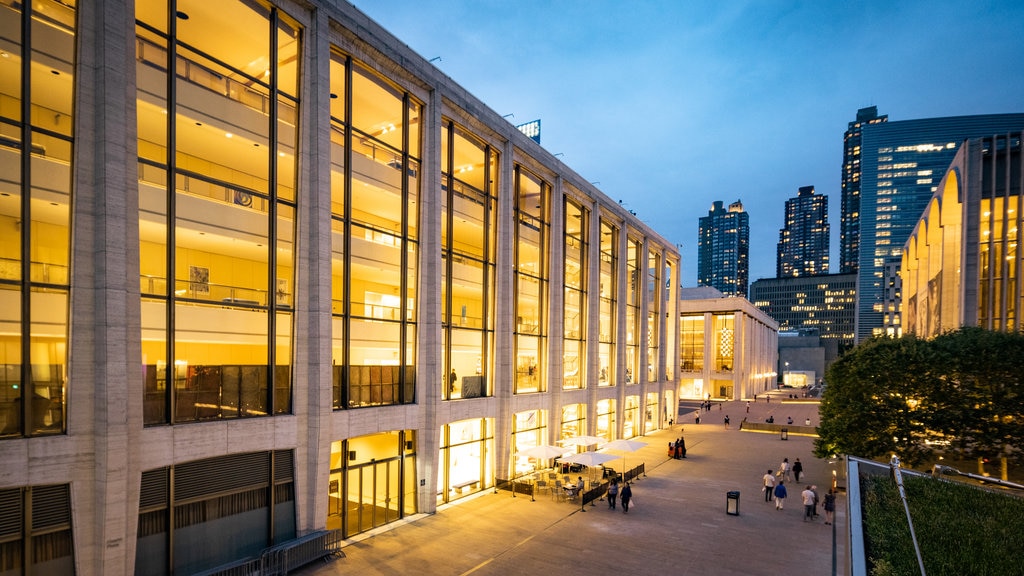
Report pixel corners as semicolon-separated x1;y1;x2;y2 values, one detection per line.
930;327;1024;467
814;335;939;465
816;328;1024;472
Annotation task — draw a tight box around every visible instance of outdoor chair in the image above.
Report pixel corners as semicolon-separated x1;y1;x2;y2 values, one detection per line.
536;480;549;496
553;480;565;501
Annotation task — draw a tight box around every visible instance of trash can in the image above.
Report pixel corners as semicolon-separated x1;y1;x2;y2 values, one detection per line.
726;491;740;516
780;428;788;440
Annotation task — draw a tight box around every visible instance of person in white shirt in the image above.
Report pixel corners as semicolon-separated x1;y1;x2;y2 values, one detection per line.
801;486;816;521
762;469;776;502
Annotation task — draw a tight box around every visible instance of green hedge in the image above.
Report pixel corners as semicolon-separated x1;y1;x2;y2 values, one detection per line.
862;475;1024;575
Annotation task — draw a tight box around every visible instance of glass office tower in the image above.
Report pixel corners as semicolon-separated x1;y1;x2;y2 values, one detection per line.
840;106;887;274
697;200;749;297
856;113;1024;341
777;185;829;278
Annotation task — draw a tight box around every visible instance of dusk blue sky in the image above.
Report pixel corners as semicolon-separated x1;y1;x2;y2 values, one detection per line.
351;0;1024;285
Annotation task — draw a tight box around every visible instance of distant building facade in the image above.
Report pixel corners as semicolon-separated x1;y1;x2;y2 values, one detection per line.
677;287;778;400
750;274;856;356
841;106;888;274
855;113;1024;342
777;185;830;277
698;200;750;297
901;132;1023;336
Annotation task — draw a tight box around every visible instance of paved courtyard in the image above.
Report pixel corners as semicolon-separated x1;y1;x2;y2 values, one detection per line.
300;392;845;576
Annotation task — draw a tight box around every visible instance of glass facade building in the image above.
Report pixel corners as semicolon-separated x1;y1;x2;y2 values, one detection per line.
840;106;887;274
855;113;1024;342
697;200;749;297
0;1;685;573
750;274;856;354
777;185;829;278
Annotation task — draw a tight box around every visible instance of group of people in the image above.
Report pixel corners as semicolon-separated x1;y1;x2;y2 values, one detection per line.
761;458;835;524
668;436;687;459
605;478;633;513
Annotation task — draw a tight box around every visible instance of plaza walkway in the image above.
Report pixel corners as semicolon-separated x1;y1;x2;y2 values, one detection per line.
300;391;845;576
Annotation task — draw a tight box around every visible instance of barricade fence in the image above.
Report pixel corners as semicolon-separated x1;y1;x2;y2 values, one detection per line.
194;529;344;576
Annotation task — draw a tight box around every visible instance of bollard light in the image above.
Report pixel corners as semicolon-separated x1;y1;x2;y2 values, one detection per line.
726;491;740;515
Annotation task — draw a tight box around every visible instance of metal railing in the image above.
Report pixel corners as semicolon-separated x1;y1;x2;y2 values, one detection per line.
194;529;344;576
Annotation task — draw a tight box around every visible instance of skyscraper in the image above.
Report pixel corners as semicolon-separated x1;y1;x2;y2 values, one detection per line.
777;185;829;277
840;106;888;274
855;113;1024;342
698;200;749;297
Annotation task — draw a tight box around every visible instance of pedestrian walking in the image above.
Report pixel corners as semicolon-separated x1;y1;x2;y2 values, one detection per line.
801;485;815;521
792;458;803;482
762;469;776;502
723;415;730;429
823;489;836;525
620;482;633;513
607;478;619;509
679;435;687;458
746;401;750;413
773;481;787;510
779;458;791;481
811;485;820;518
694;410;700;424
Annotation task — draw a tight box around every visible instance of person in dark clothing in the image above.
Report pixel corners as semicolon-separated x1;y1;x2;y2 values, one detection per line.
792;458;803;483
620;482;633;513
679;436;686;458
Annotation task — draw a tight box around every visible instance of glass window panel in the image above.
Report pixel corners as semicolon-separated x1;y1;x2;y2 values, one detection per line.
351;65;403;150
449;256;485;329
329;52;347;121
348;318;401;408
29;288;67;434
516;275;541;334
407;158;419;240
405;242;417;322
0;285;22;437
563;340;583;390
564;287;583;339
350;140;402;232
330;124;346;216
276;204;294;308
174;304;269;421
407;100;420;159
31;0;76;138
136;27;168;164
175;0;270;81
0;2;23;123
141;298;167;425
276;14;300;98
451;186;487;259
135;0;168;32
515;335;541;394
448;328;484;399
598;342;614;387
28;196;70;285
277;97;297;202
350;224;401;319
274;311;292;414
174;189;269;305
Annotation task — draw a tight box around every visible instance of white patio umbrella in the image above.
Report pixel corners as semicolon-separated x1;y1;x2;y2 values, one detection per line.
559;451;618;468
603;439;648;475
559;435;605;447
517;444;566;460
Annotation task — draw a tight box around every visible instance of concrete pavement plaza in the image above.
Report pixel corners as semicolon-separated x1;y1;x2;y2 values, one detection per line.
301;392;846;576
